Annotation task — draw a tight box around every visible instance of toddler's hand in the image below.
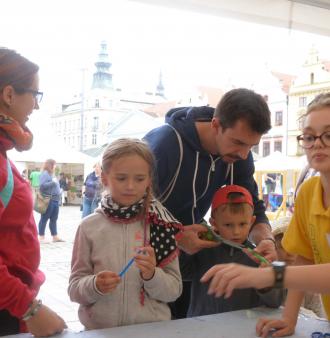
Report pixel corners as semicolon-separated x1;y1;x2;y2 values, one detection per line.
135;246;156;280
95;271;121;294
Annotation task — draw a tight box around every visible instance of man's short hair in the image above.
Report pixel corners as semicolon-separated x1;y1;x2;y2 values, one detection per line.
214;88;271;134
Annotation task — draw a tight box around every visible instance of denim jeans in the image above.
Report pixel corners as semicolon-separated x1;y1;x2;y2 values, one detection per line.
38;199;60;236
82;196;99;218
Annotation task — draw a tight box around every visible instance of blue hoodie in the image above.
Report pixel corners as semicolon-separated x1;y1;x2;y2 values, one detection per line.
143;106;268;226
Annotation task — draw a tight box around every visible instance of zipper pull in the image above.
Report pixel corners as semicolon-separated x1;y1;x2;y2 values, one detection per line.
211;159;215;172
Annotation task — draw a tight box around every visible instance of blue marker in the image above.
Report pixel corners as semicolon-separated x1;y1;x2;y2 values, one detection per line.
119;256;135;277
119;250;143;277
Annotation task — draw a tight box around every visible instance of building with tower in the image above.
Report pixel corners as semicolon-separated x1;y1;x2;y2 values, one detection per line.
51;41;166;154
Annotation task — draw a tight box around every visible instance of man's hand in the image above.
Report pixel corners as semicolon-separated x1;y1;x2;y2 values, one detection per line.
253;239;277;264
25;303;67;337
178;224;219;255
249;222;277;263
95;271;121;294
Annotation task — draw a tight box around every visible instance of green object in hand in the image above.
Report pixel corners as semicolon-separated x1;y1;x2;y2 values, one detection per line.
246;247;270;265
199;223;218;242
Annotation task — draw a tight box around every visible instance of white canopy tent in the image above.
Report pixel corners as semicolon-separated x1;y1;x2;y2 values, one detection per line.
7;112;95;205
8;134;94;177
254;151;306;171
254;151;307;219
131;0;330;37
8;111;95;176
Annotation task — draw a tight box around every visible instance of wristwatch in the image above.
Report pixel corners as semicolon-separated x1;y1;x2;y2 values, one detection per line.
271;261;286;288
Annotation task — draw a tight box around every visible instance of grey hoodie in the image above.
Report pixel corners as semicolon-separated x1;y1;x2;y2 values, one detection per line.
68;206;182;330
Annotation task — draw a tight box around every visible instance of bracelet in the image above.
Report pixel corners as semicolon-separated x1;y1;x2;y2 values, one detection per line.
22;299;42;321
262;237;276;248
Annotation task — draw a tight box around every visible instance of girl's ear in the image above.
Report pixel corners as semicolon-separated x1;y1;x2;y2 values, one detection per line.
250;215;256;226
209;216;215;227
101;171;108;186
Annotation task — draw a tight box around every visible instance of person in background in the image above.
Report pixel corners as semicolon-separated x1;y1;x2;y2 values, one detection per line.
59;172;68;206
0;47;66;336
201;93;330;337
181;185;282;318
68;138;183;329
29;167;41;196
38;159;64;243
144;88;277;318
21;169;28;181
81;162;102;218
272;219;324;318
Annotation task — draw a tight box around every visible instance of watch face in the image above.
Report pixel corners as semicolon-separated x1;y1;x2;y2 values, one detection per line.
272;261;286;268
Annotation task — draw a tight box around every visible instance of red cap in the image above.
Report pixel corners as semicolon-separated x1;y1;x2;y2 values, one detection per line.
211;185;254;214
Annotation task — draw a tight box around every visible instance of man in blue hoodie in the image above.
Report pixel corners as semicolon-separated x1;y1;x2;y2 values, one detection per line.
144;88;276;318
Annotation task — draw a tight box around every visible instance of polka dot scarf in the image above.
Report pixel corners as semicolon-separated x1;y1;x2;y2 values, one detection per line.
101;194;183;267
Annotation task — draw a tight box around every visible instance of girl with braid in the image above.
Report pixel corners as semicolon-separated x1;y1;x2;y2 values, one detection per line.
68;138;183;330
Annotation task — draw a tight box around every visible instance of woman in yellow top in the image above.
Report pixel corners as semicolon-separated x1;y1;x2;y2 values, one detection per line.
201;92;330;337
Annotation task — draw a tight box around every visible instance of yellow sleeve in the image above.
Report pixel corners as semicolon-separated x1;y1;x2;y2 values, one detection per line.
282;180;314;260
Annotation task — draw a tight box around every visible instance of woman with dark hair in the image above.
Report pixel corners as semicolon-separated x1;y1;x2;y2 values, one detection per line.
38;159;64;243
0;48;66;336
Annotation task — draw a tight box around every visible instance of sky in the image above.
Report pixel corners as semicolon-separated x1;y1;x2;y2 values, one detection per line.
2;0;330;115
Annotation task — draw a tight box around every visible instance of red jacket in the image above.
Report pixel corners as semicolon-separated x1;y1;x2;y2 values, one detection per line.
0;136;45;331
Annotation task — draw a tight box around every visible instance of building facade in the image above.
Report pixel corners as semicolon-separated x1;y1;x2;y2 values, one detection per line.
51;41;166;153
287;46;330;156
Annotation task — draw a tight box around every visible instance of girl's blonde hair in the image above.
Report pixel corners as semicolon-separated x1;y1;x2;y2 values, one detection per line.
102;138;156;193
298;93;330;128
306;92;330;115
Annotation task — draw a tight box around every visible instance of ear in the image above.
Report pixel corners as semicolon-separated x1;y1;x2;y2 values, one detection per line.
211;117;222;134
100;171;108;186
209;216;215;227
2;85;15;106
250;215;256;226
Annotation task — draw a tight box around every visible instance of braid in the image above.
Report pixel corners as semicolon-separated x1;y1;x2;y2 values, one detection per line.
143;186;153;246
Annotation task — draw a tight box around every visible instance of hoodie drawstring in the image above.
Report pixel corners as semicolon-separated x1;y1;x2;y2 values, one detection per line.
224;163;234;185
191;152;199;224
159;124;184;203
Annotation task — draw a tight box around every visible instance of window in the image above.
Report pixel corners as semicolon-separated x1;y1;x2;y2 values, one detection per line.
263;142;270;157
92;133;97;145
310;73;314;84
274;140;282;152
95;99;99;108
298;115;305;130
93;116;99;131
275;111;283;126
299;96;307;107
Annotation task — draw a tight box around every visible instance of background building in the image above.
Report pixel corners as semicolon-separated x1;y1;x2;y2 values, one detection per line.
287;46;330;156
51;41;166;154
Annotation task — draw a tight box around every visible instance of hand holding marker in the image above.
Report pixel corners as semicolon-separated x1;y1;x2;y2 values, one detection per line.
119;249;143;277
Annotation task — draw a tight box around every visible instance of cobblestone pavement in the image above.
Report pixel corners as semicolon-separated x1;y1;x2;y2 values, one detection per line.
34;205;84;331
